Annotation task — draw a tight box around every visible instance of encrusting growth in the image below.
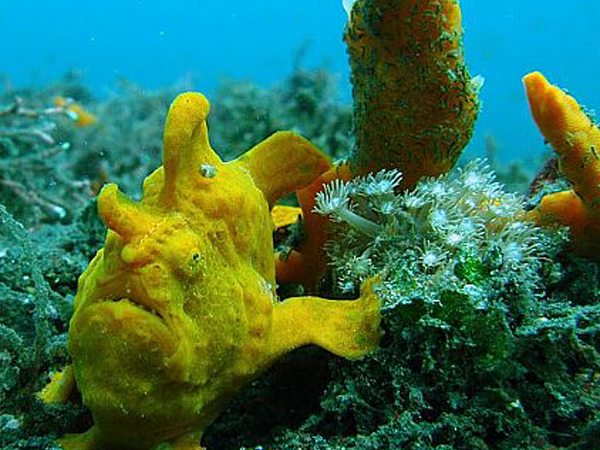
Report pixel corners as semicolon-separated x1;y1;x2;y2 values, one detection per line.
524;71;600;259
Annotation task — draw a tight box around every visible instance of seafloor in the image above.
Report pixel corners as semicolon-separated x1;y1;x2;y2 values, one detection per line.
0;68;598;450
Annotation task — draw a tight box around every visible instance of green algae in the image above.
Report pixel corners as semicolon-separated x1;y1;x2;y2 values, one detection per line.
0;204;97;449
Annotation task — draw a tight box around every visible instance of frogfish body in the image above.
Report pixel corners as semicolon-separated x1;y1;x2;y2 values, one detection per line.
52;93;381;450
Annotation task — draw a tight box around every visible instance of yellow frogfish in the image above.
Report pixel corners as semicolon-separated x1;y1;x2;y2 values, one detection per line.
43;92;381;450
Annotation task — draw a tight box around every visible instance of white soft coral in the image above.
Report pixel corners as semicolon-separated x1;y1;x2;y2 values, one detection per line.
342;0;358;18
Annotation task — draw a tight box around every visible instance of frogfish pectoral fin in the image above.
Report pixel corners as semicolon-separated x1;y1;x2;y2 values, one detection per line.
231;131;332;207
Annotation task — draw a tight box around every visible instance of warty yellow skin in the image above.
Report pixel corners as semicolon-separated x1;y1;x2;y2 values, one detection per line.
48;92;381;450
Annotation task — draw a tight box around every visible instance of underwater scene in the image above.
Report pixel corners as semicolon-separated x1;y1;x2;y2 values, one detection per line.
1;0;599;449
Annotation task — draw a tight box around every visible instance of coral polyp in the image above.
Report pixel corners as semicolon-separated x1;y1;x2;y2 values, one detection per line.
315;160;563;306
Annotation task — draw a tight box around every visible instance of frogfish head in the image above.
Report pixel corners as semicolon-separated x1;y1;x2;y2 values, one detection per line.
70;187;211;387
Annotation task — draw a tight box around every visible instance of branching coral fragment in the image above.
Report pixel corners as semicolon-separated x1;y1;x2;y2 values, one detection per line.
0;96;92;224
0;96;69;143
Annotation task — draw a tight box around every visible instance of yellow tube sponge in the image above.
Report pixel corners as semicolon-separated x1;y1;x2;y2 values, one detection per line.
345;0;480;188
524;71;600;259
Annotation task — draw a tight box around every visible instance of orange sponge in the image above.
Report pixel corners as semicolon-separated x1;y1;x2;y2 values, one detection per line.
524;71;600;259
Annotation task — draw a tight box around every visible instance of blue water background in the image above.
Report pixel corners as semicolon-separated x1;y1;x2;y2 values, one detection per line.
1;0;599;165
